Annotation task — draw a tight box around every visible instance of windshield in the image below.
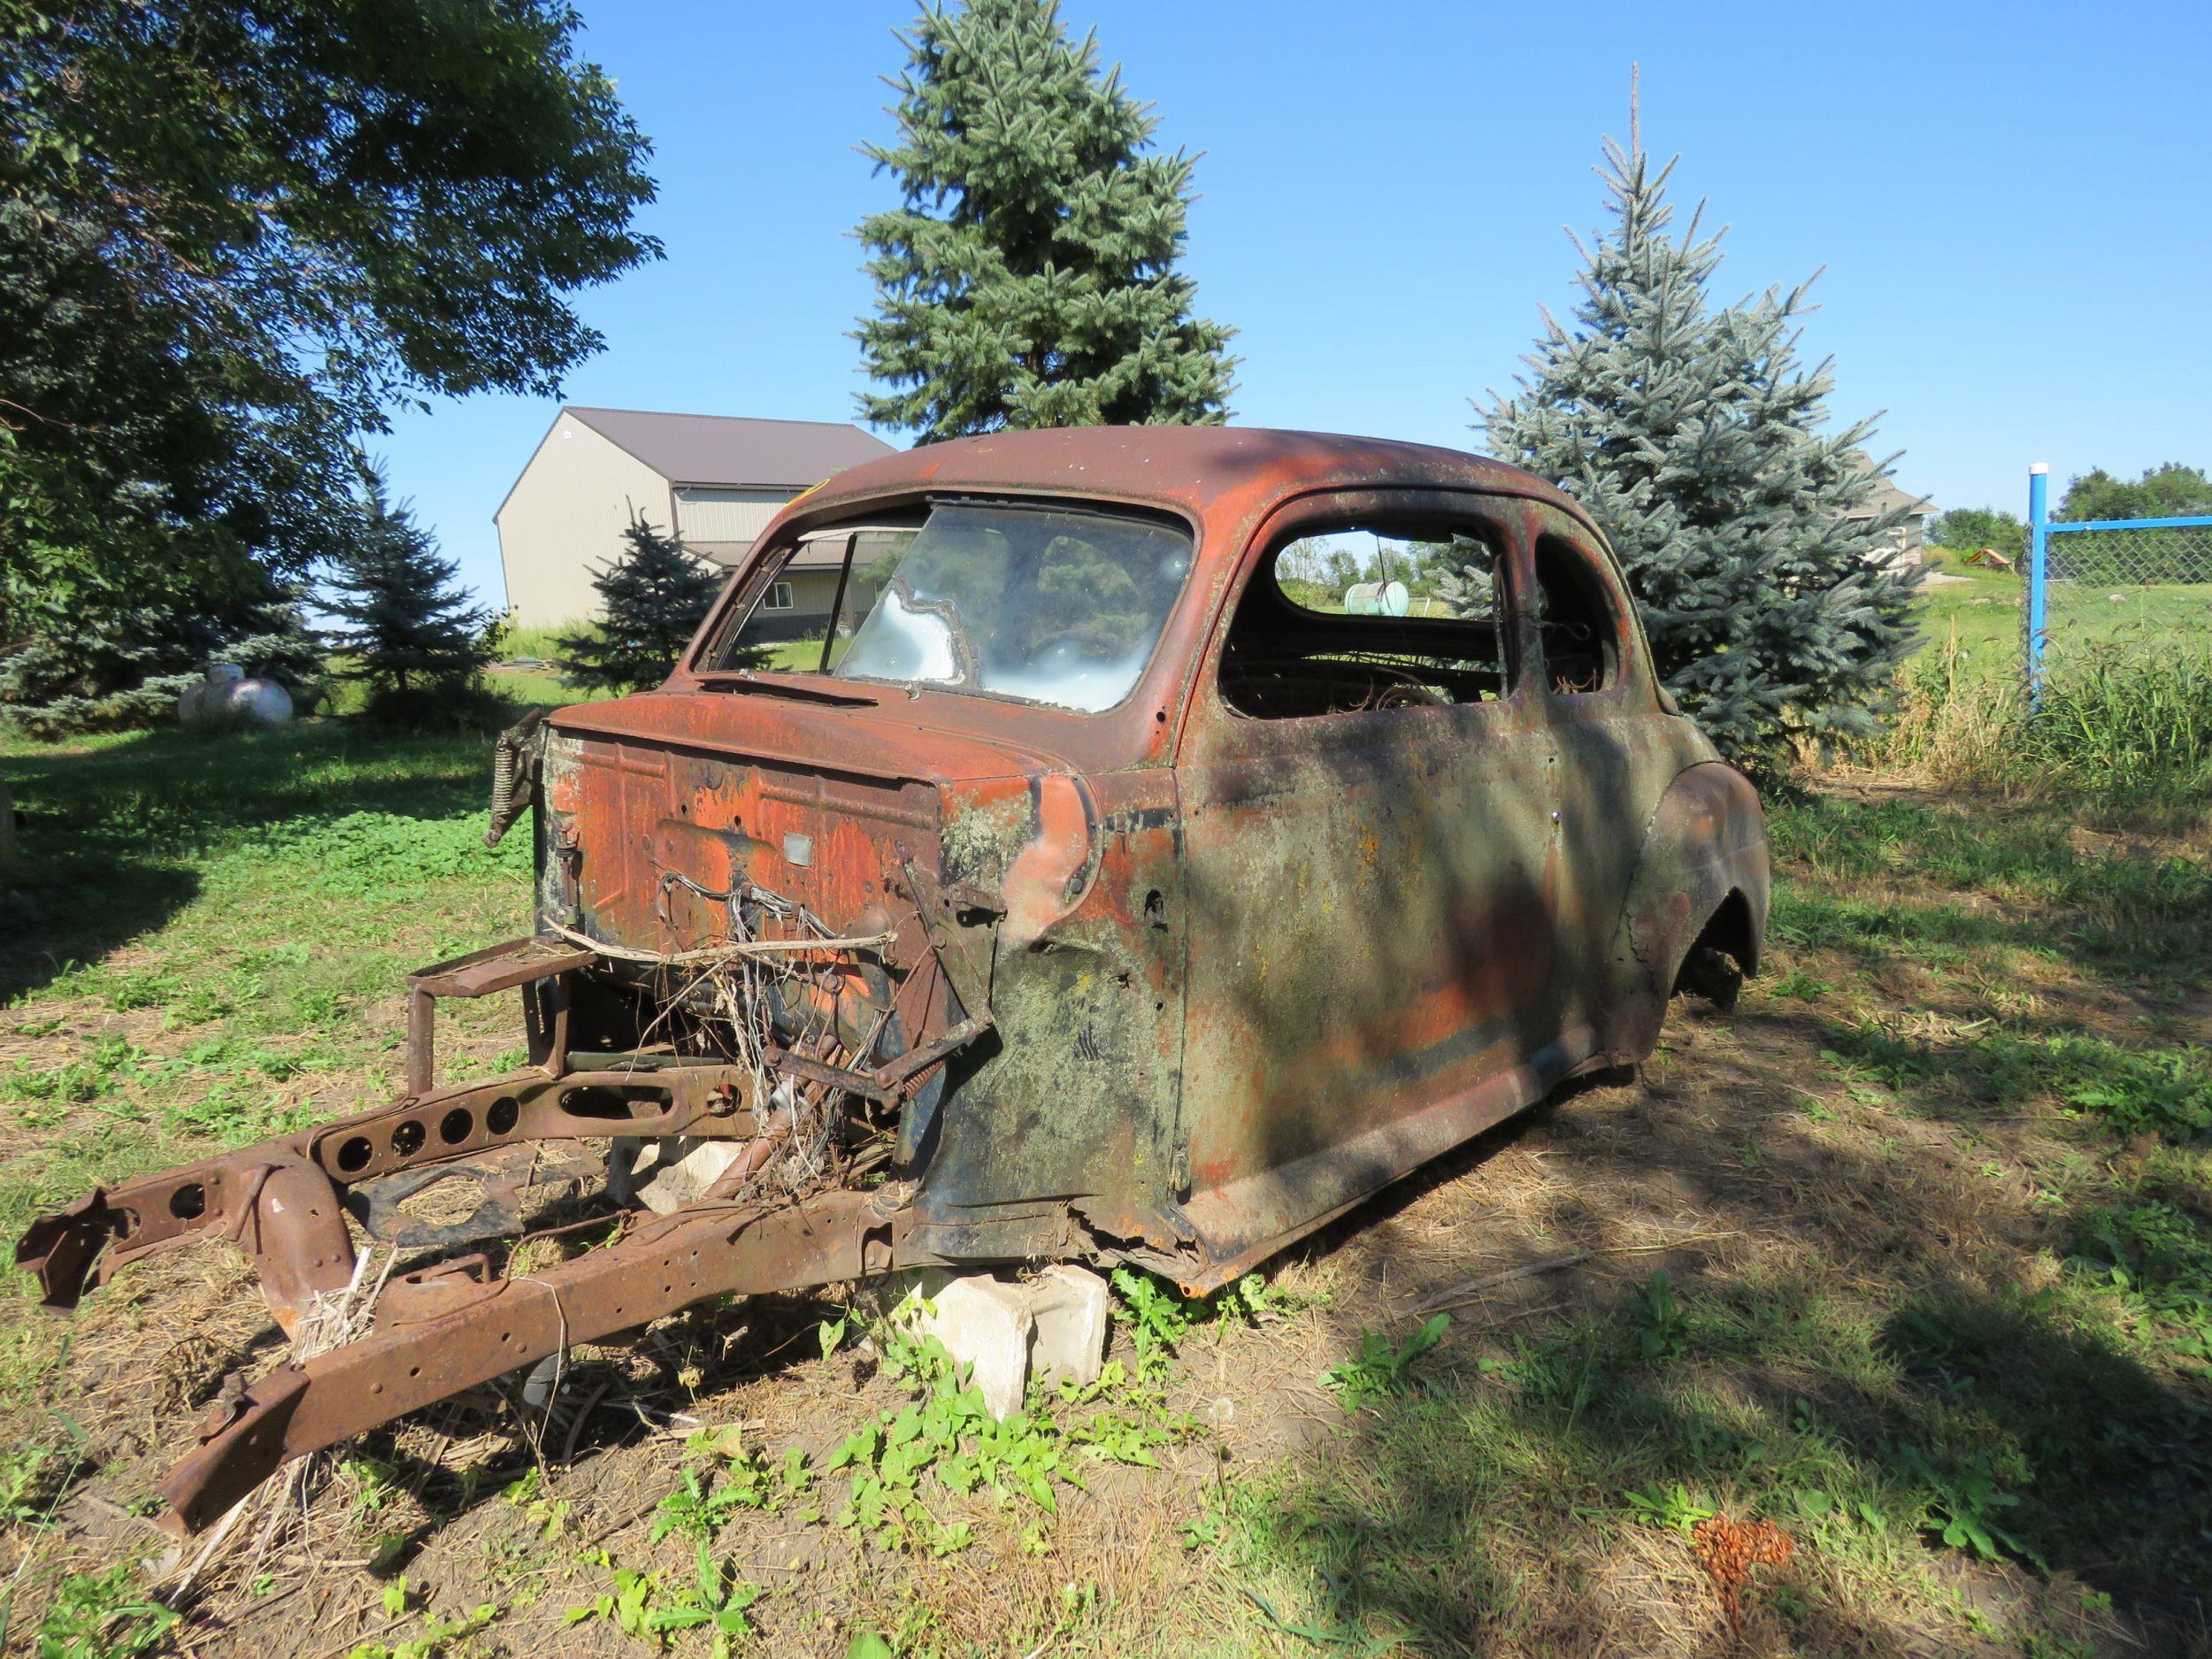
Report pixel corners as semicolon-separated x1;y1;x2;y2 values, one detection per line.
710;502;1194;713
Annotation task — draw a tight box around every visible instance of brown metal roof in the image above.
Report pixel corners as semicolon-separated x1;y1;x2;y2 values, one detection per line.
565;407;895;488
795;424;1591;528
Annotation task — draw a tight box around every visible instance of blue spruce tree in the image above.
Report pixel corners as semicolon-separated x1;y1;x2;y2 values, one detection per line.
1466;126;1918;769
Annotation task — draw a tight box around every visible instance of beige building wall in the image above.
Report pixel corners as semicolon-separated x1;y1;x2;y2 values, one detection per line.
673;487;790;546
495;412;677;628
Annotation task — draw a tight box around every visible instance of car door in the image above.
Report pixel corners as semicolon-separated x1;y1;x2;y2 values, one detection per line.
1171;493;1571;1261
1524;504;1694;1044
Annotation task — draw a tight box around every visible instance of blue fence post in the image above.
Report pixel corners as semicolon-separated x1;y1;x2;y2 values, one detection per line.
2026;462;2050;703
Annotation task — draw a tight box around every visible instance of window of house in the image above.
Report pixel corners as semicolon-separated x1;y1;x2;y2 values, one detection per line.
1532;537;1619;695
1218;522;1513;718
764;580;795;611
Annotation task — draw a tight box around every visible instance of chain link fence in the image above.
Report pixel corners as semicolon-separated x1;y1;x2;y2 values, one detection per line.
2024;466;2212;696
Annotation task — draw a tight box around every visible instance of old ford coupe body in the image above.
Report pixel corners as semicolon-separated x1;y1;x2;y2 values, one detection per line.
19;426;1768;1532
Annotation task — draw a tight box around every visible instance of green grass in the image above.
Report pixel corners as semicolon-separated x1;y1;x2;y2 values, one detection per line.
0;718;531;1233
1912;549;2211;682
1;699;2208;1654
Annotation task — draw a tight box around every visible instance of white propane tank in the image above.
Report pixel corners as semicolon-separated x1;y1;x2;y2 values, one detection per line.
1344;580;1410;617
179;664;293;727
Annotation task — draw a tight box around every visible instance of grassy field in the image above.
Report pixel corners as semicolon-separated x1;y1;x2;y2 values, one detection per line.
1;650;2209;1655
1913;554;2212;680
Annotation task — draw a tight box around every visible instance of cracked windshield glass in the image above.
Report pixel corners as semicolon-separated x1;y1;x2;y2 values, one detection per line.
718;502;1194;712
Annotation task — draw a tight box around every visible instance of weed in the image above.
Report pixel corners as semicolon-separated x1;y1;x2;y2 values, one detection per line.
1771;967;1832;1002
32;1565;176;1659
501;1465;572;1541
348;1601;501;1659
1109;1266;1194;1382
341;1454;401;1523
1899;1448;2046;1570
1320;1314;1448;1410
1825;1019;2212;1140
0;1441;77;1527
567;1546;763;1657
652;1440;815;1540
1632;1270;1690;1363
1622;1483;1717;1534
2067;1201;2212;1362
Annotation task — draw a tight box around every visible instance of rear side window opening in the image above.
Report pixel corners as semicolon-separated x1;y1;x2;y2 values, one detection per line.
1219;521;1517;718
1532;535;1622;695
701;500;1196;713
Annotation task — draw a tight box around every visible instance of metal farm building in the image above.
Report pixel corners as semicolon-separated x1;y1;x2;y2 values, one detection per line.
495;407;894;629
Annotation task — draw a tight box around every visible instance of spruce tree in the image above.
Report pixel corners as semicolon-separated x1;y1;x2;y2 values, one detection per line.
855;0;1237;440
556;514;722;695
1464;126;1919;769
322;463;495;725
0;565;322;737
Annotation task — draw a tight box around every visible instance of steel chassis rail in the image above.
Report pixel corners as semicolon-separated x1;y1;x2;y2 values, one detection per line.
12;934;981;1537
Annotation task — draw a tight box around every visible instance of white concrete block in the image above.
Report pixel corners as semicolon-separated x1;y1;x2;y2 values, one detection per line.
872;1265;1112;1419
918;1273;1033;1418
1025;1264;1110;1392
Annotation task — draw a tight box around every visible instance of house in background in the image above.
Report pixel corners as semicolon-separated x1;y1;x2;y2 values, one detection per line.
495;407;895;629
1840;451;1936;563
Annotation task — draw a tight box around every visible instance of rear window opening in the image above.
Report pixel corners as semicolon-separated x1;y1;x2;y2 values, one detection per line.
1533;535;1620;695
701;501;1194;713
1219;523;1514;718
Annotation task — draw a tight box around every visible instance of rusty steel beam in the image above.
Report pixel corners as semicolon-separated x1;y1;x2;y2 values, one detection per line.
157;1186;937;1535
16;1064;759;1319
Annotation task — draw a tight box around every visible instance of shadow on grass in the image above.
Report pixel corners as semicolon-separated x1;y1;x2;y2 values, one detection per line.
1230;1266;2209;1655
0;713;525;1002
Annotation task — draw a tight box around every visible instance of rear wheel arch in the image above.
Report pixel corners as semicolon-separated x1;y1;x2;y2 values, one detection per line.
1607;761;1772;1054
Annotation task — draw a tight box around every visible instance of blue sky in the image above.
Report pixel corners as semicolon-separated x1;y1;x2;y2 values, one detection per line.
380;0;2212;611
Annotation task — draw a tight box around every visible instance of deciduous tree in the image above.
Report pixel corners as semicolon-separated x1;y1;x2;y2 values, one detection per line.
2058;464;2212;523
1927;507;2027;563
0;0;657;728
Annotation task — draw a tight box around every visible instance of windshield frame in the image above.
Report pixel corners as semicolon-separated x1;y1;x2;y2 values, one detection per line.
689;492;1205;717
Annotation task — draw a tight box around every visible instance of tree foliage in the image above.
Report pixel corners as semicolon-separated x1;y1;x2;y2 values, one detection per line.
557;516;722;695
1468;130;1918;768
854;0;1236;441
0;0;657;726
2058;464;2212;523
321;462;495;726
0;566;319;737
1927;506;2028;563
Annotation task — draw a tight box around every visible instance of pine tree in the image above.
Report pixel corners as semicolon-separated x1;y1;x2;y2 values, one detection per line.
1463;123;1919;769
855;0;1237;441
322;463;495;725
0;565;323;738
556;514;722;695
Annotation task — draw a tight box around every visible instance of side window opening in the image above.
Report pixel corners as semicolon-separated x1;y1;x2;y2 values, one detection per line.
1219;523;1513;719
1533;536;1620;695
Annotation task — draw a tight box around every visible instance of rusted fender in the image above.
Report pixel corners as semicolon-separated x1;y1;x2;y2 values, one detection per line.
1607;761;1770;1051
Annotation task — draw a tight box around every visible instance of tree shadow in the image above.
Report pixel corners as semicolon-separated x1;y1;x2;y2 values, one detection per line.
1;716;506;1002
1225;1007;2212;1655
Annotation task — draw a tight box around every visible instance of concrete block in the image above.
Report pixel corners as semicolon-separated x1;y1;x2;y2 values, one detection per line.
873;1264;1112;1419
1025;1264;1110;1392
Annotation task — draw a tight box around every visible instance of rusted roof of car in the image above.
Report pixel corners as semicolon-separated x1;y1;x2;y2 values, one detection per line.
794;425;1598;532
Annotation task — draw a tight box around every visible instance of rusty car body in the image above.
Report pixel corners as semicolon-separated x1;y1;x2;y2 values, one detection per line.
18;426;1768;1533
